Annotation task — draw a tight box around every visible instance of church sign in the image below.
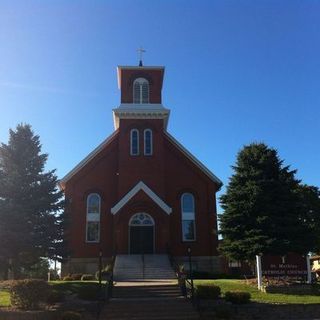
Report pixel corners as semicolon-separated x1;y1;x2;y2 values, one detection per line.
261;253;308;277
256;253;311;290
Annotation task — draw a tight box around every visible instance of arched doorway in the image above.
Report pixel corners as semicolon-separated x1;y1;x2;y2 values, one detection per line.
129;213;154;254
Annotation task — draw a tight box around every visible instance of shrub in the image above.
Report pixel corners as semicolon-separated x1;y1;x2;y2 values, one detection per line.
10;279;49;309
0;280;15;290
225;291;251;304
47;290;65;304
63;275;73;281
61;311;82;320
195;284;221;299
77;285;99;301
81;274;95;281
70;273;83;281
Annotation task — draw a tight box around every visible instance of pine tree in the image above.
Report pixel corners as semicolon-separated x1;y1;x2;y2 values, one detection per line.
295;184;320;253
219;143;315;261
0;124;65;278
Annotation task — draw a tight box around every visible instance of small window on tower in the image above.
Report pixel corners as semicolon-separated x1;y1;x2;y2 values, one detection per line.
130;129;139;156
133;78;149;104
144;129;153;155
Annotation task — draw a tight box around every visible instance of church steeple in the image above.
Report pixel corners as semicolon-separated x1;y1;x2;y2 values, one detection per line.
117;65;165;104
113;64;170;130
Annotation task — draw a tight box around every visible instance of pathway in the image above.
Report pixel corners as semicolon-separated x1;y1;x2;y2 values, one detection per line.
99;280;200;320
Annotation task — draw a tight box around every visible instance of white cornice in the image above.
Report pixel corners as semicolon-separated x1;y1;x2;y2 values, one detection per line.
118;66;165;70
164;132;223;189
111;181;172;215
113;104;170;130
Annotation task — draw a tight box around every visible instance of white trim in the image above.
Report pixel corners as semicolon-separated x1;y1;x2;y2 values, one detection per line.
164;132;223;188
59;131;118;189
112;104;170;130
130;129;139;156
111;181;172;215
144;129;153;155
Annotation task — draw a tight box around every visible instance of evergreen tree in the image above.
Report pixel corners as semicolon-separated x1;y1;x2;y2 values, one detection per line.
219;143;316;261
0;124;65;278
295;184;320;253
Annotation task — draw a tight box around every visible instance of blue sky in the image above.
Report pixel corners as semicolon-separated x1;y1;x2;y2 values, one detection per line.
0;0;319;213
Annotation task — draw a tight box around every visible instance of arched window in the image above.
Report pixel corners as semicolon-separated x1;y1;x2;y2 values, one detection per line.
130;129;139;156
86;193;101;242
181;193;196;241
133;78;149;104
144;129;153;155
129;213;154;226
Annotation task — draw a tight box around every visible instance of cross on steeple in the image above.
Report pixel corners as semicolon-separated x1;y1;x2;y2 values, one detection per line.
137;47;146;66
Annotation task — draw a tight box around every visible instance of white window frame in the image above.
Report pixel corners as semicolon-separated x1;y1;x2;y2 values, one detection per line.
86;193;101;243
133;78;149;104
130;129;139;156
144;129;153;156
181;193;196;242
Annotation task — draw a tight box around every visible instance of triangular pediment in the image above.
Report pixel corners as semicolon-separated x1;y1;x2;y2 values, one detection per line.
111;181;172;215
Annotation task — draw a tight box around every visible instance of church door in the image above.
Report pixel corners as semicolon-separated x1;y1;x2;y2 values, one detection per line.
129;213;154;254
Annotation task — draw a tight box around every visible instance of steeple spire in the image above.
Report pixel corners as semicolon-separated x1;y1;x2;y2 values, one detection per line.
137;47;146;66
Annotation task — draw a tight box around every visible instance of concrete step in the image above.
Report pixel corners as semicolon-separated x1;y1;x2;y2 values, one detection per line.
99;279;199;320
100;299;199;320
113;254;176;281
113;285;181;297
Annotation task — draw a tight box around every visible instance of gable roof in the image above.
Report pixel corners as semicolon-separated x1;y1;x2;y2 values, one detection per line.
164;131;223;189
58;130;119;190
111;181;172;215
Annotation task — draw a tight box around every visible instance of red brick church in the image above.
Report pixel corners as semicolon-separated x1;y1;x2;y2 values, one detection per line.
59;63;223;275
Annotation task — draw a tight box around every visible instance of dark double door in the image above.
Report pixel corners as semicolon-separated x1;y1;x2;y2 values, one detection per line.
130;226;154;254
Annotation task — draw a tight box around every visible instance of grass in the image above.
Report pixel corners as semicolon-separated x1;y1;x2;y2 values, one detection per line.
0;290;10;307
194;279;320;304
2;279;318;306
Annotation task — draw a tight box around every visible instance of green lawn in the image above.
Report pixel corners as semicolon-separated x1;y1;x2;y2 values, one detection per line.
194;279;320;304
0;290;10;307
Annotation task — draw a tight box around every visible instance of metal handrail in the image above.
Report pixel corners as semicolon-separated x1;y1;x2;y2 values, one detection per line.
167;244;196;306
142;253;145;279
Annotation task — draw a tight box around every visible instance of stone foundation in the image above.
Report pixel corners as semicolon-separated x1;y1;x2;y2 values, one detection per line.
62;255;223;277
174;256;223;273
